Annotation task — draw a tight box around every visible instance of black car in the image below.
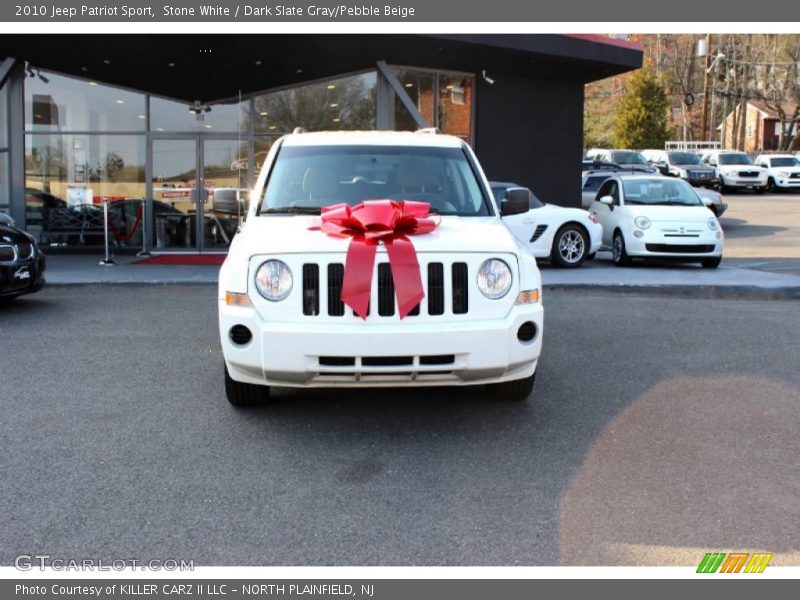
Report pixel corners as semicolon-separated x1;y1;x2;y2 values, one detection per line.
0;223;46;300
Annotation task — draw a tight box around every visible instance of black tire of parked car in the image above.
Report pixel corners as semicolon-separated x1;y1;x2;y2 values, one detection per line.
718;177;729;194
490;373;536;401
612;231;632;267
767;177;776;192
225;365;270;407
701;256;722;269
550;224;589;268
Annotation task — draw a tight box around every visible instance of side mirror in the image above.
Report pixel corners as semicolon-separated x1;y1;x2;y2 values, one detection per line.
598;195;614;205
701;197;713;207
500;187;530;216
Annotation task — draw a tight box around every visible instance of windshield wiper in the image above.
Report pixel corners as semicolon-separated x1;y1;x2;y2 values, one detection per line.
261;206;321;215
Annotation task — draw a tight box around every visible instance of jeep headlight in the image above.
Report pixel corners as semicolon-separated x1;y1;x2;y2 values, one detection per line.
255;259;293;301
477;259;512;299
634;216;651;230
708;217;719;231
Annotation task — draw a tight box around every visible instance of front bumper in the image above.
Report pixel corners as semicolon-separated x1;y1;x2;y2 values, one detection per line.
720;174;767;188
220;303;544;388
587;222;603;255
774;177;800;189
685;175;716;187
624;229;723;259
0;254;46;298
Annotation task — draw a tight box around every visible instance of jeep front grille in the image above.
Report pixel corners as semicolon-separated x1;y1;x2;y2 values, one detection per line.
303;260;469;318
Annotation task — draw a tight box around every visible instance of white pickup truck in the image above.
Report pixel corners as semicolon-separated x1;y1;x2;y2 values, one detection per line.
218;131;544;406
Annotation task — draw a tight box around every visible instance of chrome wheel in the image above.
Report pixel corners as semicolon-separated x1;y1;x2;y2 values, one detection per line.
558;230;585;264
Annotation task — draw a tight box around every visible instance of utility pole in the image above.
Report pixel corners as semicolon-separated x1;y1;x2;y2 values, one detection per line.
700;33;713;141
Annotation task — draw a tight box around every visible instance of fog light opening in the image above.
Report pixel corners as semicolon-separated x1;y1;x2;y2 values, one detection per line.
517;321;537;342
229;324;253;346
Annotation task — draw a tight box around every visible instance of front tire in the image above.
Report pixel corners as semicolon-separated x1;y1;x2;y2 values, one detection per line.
718;177;729;194
490;373;535;401
767;177;776;192
701;256;722;269
612;231;631;266
551;224;589;268
225;365;270;407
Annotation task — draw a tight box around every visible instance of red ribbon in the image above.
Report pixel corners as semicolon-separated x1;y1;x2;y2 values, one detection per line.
309;200;439;319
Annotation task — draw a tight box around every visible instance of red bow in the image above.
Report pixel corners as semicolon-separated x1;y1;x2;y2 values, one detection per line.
309;200;439;319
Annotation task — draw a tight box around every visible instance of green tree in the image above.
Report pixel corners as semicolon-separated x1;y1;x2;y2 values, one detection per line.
612;69;669;149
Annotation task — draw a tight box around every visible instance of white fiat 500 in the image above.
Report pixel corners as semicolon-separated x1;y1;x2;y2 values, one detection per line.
218;131;544;406
589;175;724;268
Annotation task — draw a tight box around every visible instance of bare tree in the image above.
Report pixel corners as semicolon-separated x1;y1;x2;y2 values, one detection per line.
752;34;800;151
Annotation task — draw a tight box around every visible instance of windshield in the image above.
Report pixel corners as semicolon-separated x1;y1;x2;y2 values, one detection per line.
610;151;648;165
622;178;703;206
770;157;800;167
260;144;492;216
667;152;702;165
718;153;754;165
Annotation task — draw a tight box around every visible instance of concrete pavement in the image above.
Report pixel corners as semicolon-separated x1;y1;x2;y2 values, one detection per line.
2;286;798;566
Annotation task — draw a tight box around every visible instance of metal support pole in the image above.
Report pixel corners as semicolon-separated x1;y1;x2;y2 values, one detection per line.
99;197;115;266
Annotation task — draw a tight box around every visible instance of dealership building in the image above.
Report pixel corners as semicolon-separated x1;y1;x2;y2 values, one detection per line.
0;34;641;253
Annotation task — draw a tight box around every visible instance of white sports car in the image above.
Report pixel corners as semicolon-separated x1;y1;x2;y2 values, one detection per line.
491;182;602;268
589;175;724;269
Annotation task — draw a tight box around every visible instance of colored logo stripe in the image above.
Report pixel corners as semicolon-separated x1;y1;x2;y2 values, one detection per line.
697;552;773;573
744;553;773;573
720;553;749;573
697;553;726;573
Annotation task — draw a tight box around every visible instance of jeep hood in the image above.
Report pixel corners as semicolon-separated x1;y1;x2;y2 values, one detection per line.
235;215;521;256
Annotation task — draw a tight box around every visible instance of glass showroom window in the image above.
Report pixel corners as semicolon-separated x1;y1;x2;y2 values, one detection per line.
25;70;147;132
150;96;248;132
392;68;435;132
438;74;473;143
253;72;377;133
25;134;145;247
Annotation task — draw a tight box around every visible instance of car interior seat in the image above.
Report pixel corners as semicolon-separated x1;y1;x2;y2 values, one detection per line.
302;165;338;203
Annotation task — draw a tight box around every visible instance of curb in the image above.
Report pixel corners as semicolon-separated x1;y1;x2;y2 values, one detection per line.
543;283;800;301
41;280;800;301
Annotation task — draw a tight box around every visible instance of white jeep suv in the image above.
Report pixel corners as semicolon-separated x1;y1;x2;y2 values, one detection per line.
218;131;544;405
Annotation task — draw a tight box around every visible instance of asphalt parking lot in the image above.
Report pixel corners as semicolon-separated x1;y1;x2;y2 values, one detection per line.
2;285;799;566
